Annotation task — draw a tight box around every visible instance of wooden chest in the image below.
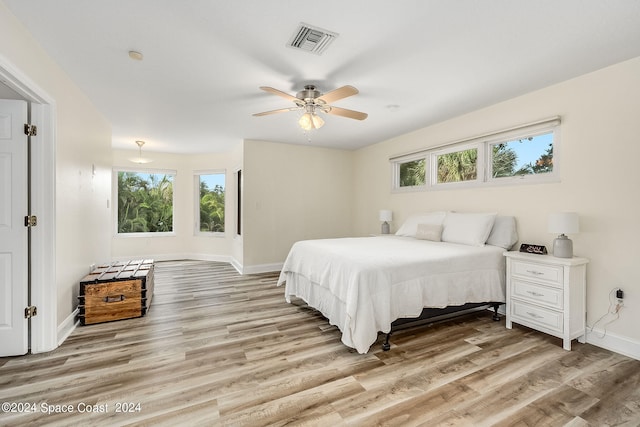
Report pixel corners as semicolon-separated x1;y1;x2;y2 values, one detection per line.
78;259;154;325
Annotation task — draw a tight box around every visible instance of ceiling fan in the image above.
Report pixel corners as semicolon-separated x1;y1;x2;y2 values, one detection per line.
253;84;368;130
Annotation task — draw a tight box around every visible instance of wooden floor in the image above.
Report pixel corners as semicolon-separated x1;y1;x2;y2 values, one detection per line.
1;260;639;427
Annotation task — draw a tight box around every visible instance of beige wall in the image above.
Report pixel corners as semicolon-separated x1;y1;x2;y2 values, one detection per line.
242;139;354;270
353;56;640;347
112;149;241;262
0;3;112;326
113;139;355;272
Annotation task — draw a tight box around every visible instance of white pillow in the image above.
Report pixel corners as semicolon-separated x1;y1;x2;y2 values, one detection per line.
415;223;443;241
486;216;518;249
395;212;446;237
441;212;497;247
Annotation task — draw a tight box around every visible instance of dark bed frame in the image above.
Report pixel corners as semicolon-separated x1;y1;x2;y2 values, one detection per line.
381;302;503;351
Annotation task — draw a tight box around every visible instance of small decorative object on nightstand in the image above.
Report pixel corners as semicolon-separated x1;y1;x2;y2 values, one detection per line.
379;210;392;234
504;251;589;350
548;212;579;258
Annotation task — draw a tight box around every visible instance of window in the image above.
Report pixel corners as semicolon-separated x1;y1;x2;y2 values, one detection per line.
398;158;426;188
116;169;175;234
434;146;478;184
391;117;560;191
489;131;554;180
196;171;225;234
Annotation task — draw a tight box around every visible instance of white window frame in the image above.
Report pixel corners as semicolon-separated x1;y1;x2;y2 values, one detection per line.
391;153;427;192
429;142;484;190
113;167;177;237
485;127;560;186
194;169;226;236
390;116;560;192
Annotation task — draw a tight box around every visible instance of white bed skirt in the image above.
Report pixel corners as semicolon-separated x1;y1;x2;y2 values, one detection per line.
280;268;505;354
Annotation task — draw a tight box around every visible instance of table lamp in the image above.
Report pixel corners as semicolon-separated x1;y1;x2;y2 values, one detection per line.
379;210;393;234
548;212;579;258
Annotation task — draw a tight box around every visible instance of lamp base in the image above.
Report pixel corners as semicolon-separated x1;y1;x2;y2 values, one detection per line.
381;222;390;235
553;234;573;258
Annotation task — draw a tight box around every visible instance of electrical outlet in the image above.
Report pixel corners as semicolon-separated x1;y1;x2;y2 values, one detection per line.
616;288;624;299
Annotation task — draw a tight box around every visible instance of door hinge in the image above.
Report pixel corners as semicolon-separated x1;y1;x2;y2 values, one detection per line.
25;306;37;319
24;215;38;227
24;124;38;136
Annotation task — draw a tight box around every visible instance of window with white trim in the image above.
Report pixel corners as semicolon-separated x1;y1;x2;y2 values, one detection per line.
115;169;175;235
396;157;426;189
391;117;560;191
432;144;479;185
195;171;225;234
487;131;554;182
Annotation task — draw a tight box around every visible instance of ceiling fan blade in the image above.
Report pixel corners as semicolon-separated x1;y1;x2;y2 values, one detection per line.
259;86;298;102
326;106;368;121
252;107;301;117
318;85;359;103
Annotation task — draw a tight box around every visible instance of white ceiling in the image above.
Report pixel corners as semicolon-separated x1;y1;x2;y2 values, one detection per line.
4;0;640;154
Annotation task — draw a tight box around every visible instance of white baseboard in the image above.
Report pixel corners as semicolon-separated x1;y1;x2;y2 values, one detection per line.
230;257;243;274
227;257;281;275
585;328;640;361
111;254;278;275
492;306;639;361
57;308;79;347
185;253;233;263
111;253;233;263
241;262;283;275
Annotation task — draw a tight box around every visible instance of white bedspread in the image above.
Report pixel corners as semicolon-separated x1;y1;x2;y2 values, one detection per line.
277;236;506;354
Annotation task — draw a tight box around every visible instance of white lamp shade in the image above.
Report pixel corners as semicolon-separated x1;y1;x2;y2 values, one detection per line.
379;210;393;222
298;112;324;130
548;212;579;235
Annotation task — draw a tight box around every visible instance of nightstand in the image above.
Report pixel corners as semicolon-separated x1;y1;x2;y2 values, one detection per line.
503;251;589;350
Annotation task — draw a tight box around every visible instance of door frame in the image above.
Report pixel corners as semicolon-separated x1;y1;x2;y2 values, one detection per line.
0;54;57;353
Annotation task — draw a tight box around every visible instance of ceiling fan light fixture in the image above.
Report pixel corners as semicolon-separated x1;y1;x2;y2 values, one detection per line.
311;113;324;129
298;112;324;131
298;112;312;130
254;84;366;133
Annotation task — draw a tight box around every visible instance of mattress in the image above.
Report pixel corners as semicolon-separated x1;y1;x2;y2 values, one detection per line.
277;235;506;353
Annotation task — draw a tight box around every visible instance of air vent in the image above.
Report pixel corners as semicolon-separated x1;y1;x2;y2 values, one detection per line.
287;23;338;55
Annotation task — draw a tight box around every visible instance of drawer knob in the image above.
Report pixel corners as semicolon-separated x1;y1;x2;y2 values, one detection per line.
526;270;544;276
526;290;544;297
526;311;544;319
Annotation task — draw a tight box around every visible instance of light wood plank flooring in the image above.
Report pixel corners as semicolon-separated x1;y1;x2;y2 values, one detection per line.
1;260;639;426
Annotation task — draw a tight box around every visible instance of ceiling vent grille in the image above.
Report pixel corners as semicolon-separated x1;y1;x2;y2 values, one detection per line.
287;23;338;55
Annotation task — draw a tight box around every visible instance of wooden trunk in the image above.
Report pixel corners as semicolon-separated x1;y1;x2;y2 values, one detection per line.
78;259;154;325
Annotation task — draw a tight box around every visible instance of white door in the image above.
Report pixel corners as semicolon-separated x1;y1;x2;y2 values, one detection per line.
0;99;28;357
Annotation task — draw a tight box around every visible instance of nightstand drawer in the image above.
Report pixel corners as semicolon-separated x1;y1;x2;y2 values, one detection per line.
511;300;563;333
512;260;563;285
512;279;563;309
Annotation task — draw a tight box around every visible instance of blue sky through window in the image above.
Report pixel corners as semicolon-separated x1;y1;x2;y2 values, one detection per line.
131;172;174;185
499;132;553;170
200;173;225;190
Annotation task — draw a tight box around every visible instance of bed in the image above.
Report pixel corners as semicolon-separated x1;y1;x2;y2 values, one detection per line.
277;212;518;354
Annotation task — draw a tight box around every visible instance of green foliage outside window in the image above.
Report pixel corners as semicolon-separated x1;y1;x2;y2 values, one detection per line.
399;159;426;187
199;175;225;232
437;148;477;183
118;172;174;233
394;129;556;190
